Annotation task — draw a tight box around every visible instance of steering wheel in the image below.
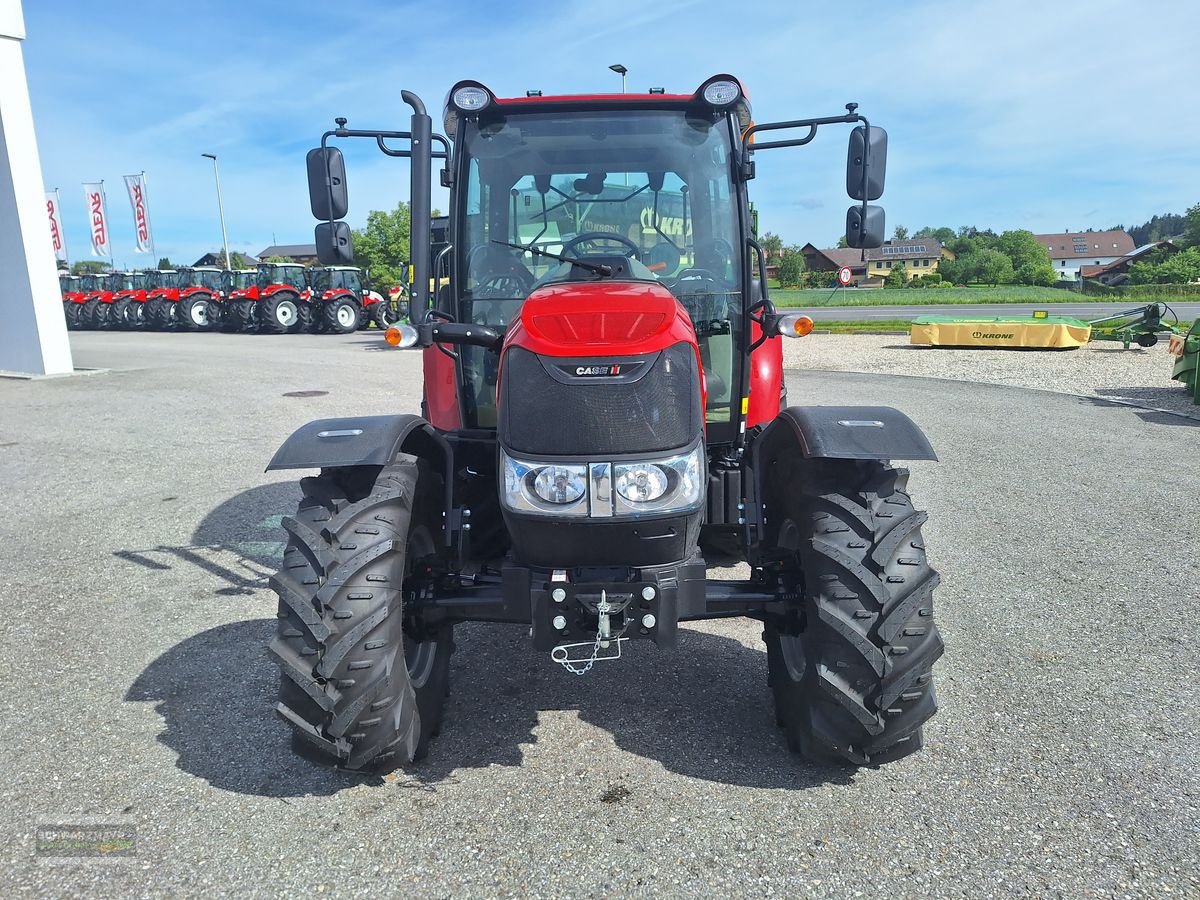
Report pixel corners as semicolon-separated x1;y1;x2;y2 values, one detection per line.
473;271;534;299
561;232;641;259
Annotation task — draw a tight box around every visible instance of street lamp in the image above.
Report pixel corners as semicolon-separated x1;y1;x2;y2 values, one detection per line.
200;153;231;270
608;63;627;94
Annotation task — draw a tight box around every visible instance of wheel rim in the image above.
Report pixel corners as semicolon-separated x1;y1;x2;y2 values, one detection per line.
777;631;808;681
276;300;297;327
190;301;208;326
336;303;356;327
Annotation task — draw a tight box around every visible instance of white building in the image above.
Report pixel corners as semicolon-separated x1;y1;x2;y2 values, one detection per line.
1033;229;1135;282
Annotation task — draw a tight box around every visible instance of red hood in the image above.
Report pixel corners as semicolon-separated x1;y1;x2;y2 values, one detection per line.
509;281;695;358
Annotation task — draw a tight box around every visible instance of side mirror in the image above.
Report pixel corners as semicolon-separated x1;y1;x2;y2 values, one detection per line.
315;222;354;265
846;125;887;201
845;205;885;249
306;147;348;220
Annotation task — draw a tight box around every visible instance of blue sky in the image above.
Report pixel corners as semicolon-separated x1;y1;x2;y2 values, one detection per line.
22;0;1200;266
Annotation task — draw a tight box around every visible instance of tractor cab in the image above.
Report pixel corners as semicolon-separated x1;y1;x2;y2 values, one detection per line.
308;265;363;295
58;273;81;298
180;266;225;293
223;269;256;293
256;262;305;290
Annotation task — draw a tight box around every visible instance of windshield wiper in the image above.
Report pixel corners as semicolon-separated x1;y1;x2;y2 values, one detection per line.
491;240;612;277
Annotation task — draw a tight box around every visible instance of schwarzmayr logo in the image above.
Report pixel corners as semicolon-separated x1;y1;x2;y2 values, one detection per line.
972;330;1014;339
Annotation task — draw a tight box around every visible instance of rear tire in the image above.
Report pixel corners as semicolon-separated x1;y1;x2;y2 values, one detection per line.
764;458;943;766
145;298;175;331
369;300;398;331
324;297;360;334
63;301;81;330
226;300;257;333
80;298;104;330
271;457;452;770
181;293;214;332
262;291;301;335
295;300;315;334
110;298;134;329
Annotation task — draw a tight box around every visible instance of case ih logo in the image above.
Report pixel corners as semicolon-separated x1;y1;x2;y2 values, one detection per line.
575;364;621;377
88;192;107;245
130;184;149;242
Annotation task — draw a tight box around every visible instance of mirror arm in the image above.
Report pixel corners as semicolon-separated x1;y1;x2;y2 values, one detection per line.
743;110;865;153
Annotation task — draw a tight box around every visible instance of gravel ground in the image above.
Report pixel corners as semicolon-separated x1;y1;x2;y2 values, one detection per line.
784;334;1198;419
0;332;1197;897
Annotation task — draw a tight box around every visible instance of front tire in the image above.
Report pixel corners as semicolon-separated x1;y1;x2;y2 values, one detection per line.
225;300;257;333
110;298;134;329
63;301;81;330
324;297;360;334
270;457;452;770
262;291;301;335
80;298;104;330
368;300;398;331
765;458;943;766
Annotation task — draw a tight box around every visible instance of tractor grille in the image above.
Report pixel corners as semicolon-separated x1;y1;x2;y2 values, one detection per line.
499;343;701;456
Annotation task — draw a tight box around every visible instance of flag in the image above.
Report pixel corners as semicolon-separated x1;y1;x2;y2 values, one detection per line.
82;182;111;258
123;173;153;254
46;192;67;262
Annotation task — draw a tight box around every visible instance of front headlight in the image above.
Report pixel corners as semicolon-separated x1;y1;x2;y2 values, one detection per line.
502;452;589;517
500;445;703;518
613;445;703;515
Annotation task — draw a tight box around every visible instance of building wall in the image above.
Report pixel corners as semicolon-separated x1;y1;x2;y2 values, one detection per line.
1051;255;1123;281
867;255;943;280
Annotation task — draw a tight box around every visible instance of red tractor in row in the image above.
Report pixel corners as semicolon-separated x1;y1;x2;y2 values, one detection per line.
142;266;225;331
263;77;943;772
305;265;396;333
224;261;308;333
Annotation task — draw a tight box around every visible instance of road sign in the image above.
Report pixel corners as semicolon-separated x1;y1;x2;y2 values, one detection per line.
838;266;853;286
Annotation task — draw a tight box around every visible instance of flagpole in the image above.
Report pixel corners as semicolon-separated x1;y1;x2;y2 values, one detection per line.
142;170;157;267
100;179;114;271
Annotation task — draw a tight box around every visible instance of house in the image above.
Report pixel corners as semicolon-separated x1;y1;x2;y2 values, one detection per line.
257;243;319;264
1078;240;1178;285
801;239;953;285
192;251;257;267
1032;230;1135;281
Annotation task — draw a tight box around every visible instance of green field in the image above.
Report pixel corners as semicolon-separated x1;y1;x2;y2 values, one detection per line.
809;320;912;333
771;285;1074;307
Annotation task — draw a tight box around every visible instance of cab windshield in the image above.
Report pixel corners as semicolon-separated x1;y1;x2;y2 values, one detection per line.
309;268;361;293
258;265;304;288
110;274;135;291
157;271;182;289
191;269;224;290
456;107;744;425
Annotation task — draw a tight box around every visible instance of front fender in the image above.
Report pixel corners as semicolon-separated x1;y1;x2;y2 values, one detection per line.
757;405;937;462
266;414;447;471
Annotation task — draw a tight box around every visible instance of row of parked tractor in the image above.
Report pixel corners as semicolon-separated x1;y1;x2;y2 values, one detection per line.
59;261;401;334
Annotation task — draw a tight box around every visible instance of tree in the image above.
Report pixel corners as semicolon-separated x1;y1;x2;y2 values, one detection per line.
264;254;294;263
836;234;849;249
996;229;1051;271
351;201;413;289
760;231;783;259
1014;262;1057;286
207;250;255;269
884;262;907;288
71;261;110;275
1129;246;1200;284
1185;203;1200;248
777;246;807;287
892;225;909;241
156;257;174;270
914;226;956;245
973;248;1014;286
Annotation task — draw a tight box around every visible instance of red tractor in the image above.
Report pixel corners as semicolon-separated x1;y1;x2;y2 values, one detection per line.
59;272;84;329
107;271;152;329
143;266;224;331
214;268;256;331
225;262;308;334
306;265;395;333
268;78;942;771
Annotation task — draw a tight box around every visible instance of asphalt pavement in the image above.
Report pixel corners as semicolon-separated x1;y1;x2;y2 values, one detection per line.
0;331;1196;897
784;300;1200;323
